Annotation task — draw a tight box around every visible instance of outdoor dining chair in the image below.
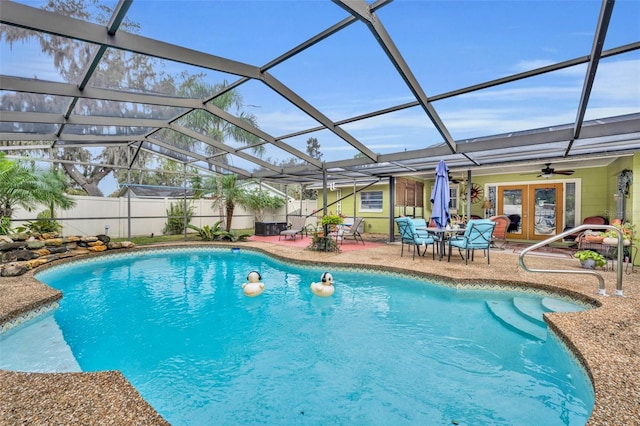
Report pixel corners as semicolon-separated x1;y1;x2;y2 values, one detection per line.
448;219;497;265
395;217;436;260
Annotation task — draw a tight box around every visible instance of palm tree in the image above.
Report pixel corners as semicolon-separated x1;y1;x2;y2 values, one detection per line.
0;154;75;228
203;174;251;232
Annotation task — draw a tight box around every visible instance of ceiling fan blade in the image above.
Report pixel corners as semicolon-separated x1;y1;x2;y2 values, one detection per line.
555;170;574;175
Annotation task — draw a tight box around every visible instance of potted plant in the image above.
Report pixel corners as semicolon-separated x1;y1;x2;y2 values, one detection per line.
603;219;634;246
307;223;341;252
320;212;345;228
574;250;607;269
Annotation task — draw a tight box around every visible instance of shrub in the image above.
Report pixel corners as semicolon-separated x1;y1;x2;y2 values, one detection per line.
15;209;62;235
163;201;194;235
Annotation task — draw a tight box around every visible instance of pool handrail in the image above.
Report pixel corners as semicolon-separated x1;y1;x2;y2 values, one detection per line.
518;224;625;297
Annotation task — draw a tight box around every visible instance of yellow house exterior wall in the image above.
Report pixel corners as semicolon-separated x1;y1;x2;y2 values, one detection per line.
317;158;638;241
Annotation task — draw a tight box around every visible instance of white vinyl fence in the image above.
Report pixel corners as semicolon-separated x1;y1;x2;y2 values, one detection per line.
10;196;318;238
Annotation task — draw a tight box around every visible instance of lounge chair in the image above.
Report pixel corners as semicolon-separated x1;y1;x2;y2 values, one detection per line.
395;217;436;260
331;217;365;245
448;219;496;265
279;216;307;241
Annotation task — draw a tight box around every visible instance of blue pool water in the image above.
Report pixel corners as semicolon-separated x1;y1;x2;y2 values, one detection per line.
29;248;592;425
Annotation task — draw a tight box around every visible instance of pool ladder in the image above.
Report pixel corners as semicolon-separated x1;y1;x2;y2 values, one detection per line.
518;224;625;297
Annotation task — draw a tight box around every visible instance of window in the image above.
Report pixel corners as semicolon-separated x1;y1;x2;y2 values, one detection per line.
449;185;459;213
360;190;383;211
395;178;424;207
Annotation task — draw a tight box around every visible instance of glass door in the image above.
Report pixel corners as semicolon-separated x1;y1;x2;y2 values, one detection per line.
498;183;564;240
529;183;563;239
498;186;526;240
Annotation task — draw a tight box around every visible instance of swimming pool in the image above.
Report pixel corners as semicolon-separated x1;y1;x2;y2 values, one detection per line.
26;247;592;424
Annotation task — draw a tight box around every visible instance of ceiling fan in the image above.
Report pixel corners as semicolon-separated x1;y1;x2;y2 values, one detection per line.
535;163;575;178
448;172;467;184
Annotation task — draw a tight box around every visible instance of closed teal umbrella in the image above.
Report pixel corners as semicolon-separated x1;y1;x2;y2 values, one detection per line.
430;160;451;229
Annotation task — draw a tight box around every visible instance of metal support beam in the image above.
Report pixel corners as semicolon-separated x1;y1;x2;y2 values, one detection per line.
333;0;457;153
565;0;615;155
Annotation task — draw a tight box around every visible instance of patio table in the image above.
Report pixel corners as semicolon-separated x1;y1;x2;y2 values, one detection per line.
425;227;466;261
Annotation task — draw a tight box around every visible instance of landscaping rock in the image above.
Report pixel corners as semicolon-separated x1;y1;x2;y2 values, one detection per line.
46;246;69;255
44;238;64;246
0;233;135;276
27;240;46;249
26;258;48;268
2;249;36;262
1;263;27;277
34;248;51;257
8;233;29;241
96;234;111;244
0;242;27;252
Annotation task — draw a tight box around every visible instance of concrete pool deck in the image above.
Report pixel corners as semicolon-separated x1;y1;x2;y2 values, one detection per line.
1;240;638;425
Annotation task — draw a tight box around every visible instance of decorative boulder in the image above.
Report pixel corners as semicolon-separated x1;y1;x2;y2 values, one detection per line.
0;242;27;252
96;234;111;244
1;263;27;277
44;238;64;246
26;258;48;268
27;240;46;249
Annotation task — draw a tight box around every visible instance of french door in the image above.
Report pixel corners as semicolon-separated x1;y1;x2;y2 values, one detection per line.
497;183;564;240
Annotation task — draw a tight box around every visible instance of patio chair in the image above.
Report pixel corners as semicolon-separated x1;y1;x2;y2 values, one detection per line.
395;217;436;260
279;216;307;241
489;215;510;249
448;219;496;265
333;216;365;245
413;217;442;254
564;215;608;241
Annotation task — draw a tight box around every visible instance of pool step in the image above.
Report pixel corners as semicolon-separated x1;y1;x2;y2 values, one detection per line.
486;297;587;342
0;314;81;373
486;300;547;341
513;297;546;326
541;297;585;313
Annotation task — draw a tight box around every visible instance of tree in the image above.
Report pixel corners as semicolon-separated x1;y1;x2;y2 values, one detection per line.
1;0;171;196
245;189;285;222
0;154;75;230
306;137;322;160
1;2;262;196
202;174;251;232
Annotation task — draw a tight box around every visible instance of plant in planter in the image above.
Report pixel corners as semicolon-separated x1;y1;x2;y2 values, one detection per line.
603;219;635;246
574;250;607;269
307;223;340;252
320;212;345;228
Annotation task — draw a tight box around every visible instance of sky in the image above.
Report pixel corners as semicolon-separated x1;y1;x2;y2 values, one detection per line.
1;0;639;195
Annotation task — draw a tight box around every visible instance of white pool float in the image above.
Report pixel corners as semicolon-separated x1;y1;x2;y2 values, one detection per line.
242;271;265;297
310;272;335;297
